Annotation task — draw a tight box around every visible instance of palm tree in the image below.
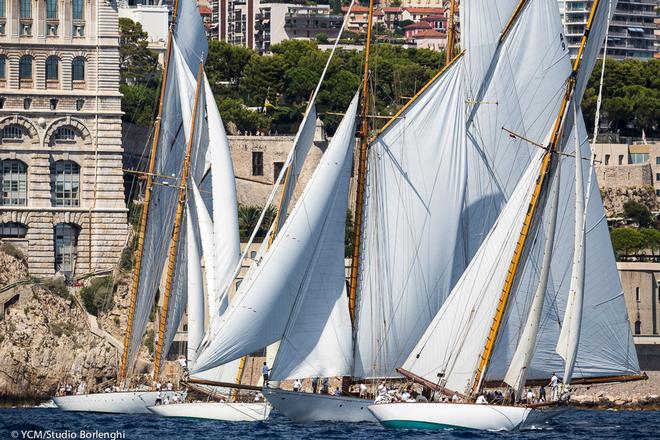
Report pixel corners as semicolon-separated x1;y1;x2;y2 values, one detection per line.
237;204;277;242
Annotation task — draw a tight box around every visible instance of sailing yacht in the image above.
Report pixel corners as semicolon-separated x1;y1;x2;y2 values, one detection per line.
54;0;218;414
368;0;642;431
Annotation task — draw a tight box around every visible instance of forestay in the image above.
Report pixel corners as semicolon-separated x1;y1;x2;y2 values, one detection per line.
401;152;544;394
353;58;467;378
192;92;360;374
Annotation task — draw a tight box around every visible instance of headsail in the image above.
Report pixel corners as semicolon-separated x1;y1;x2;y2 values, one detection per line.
192;92;360;374
401;152;544;394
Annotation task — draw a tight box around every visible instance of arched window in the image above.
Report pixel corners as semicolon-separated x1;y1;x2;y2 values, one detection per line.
634;320;641;335
19;56;32;80
0;56;6;80
72;57;85;83
54;223;79;275
46;56;59;81
0;222;27;238
1;160;28;206
1;125;25;141
52;127;77;143
46;0;57;19
51;160;80;207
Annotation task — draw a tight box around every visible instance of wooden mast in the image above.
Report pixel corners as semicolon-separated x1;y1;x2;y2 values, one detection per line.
153;62;206;381
118;0;180;386
445;0;456;65
348;0;375;324
470;0;603;396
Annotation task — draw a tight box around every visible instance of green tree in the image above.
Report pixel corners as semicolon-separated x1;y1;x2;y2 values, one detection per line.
120;83;159;126
239;55;286;108
206;40;254;88
623;200;653;227
316;33;329;44
237;205;277;242
118;18;161;86
610;227;645;256
217;97;272;134
80;276;115;316
639;228;660;255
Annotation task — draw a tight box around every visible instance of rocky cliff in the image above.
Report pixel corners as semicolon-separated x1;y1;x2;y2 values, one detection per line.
0;247;148;404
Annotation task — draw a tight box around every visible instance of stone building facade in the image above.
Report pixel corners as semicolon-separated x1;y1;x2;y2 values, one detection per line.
0;0;128;278
618;262;660;369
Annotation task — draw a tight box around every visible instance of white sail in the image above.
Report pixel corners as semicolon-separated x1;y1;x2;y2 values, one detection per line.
203;77;241;318
574;0;618;104
277;105;318;228
186;206;205;363
402;152;544;394
192;92;360;374
485;112;639;383
555;104;586;384
173;0;209;74
125;41;191;373
461;0;572;263
191;181;216;318
503;161;560;396
352;58;467;379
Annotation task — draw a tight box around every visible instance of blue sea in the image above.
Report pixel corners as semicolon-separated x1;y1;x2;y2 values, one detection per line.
1;407;659;440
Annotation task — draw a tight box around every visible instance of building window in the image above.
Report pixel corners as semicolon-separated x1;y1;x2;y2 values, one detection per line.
50;98;58;110
656;190;660;197
618;155;623;165
46;56;59;81
1;160;28;206
630;153;649;164
51;161;80;207
0;0;5;18
0;222;27;238
76;99;85;111
23;98;31;110
252;151;263;176
635;287;640;302
656;173;660;182
72;57;85;84
273;161;284;183
656;156;660;165
54;223;79;275
46;0;57;19
634;320;641;335
20;0;30;18
19;56;32;80
604;154;610;165
0;56;6;80
1;125;24;141
72;0;84;20
53;127;76;143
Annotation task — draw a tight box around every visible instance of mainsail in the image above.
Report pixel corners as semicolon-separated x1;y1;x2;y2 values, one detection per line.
352;57;467;378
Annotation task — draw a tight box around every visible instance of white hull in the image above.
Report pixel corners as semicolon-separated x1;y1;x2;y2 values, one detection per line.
147;401;271;421
368;402;562;431
53;391;177;414
263;388;376;422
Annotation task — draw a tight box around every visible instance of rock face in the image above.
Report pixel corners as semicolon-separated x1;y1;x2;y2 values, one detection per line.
600;186;658;218
0;249;147;404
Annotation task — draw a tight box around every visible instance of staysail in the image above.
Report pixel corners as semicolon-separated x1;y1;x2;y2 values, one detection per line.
192;92;360;375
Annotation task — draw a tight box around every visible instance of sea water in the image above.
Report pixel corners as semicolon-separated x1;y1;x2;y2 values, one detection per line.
1;407;658;439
